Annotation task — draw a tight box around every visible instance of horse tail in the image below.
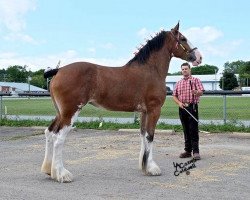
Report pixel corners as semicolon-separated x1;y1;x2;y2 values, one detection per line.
44;60;61;79
44;68;59;79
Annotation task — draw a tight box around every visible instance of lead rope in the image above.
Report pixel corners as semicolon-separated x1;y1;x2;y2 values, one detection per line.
189;79;196;112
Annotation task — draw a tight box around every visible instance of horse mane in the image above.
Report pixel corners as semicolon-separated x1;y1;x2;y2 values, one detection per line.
127;30;167;65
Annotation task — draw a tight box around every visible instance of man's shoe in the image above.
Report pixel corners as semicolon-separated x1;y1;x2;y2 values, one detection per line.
179;151;192;158
193;153;201;160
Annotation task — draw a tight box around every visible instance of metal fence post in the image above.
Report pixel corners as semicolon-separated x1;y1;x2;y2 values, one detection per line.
0;95;2;121
223;94;227;124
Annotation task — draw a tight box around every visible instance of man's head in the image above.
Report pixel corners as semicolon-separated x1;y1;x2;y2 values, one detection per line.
181;62;191;78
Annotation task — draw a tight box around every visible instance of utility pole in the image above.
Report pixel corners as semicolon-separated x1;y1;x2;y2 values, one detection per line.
28;76;31;93
214;69;217;90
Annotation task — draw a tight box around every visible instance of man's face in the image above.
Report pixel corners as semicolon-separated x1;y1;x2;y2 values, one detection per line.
181;65;191;77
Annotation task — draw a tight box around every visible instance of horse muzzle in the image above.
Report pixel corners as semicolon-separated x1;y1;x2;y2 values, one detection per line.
188;49;202;66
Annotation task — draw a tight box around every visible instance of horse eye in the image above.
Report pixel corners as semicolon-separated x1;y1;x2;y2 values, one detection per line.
180;37;187;42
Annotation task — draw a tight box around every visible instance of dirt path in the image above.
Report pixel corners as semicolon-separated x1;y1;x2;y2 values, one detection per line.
0;127;249;200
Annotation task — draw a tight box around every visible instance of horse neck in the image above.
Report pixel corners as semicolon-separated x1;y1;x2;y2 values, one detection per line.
146;45;171;79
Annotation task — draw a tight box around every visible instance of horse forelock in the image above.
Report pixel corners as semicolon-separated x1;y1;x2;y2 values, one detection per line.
127;30;167;65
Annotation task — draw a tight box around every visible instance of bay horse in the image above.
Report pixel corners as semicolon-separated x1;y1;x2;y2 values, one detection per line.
41;22;202;182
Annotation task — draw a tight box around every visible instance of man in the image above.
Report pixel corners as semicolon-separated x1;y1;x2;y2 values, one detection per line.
173;62;204;160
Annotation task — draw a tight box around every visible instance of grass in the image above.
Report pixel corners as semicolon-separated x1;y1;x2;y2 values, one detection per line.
1;96;250;120
1;118;250;133
1;96;250;132
1;98;134;117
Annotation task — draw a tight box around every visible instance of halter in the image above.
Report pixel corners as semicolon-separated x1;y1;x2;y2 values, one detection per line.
170;31;197;54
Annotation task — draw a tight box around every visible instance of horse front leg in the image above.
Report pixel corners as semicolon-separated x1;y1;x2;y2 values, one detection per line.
140;107;161;176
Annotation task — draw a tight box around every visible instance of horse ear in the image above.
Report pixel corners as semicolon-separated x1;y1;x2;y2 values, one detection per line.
173;21;180;31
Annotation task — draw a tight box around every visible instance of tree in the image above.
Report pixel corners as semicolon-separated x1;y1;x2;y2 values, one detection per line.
191;64;219;75
171;64;219;75
171;71;182;75
5;65;29;82
30;69;47;89
224;60;246;74
0;68;7;81
0;66;47;89
219;71;239;90
239;61;250;86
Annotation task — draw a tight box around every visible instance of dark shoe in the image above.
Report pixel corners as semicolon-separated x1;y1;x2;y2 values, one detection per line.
193;153;201;160
179;151;192;158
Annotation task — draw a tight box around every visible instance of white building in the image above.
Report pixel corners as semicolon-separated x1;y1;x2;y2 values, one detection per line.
166;74;239;91
0;82;47;95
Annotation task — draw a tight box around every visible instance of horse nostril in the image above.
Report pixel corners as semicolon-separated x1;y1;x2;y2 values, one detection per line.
188;53;196;62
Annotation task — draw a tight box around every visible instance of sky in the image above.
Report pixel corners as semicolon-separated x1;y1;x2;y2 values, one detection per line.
0;0;250;73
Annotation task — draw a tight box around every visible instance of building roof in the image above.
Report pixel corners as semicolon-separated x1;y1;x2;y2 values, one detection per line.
0;82;46;92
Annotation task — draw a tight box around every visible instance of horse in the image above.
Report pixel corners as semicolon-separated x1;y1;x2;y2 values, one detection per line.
41;22;202;183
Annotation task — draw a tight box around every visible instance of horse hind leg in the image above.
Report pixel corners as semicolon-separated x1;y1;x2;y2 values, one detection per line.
142;132;161;176
41;116;59;175
41;128;53;175
41;107;81;183
139;108;161;176
51;124;74;183
139;112;146;170
51;109;82;183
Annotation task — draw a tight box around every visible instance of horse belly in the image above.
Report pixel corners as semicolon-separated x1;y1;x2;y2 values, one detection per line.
89;93;141;112
92;67;147;112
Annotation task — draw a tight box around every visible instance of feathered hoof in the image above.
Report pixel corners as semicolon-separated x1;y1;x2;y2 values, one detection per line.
51;167;73;183
145;161;161;176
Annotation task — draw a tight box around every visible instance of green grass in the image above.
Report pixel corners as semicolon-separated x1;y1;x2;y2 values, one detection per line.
1;98;134;117
1;96;250;120
1;118;250;133
161;96;250;120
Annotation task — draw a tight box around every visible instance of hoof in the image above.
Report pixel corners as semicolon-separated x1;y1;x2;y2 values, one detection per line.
145;161;161;176
51;168;73;183
41;161;51;175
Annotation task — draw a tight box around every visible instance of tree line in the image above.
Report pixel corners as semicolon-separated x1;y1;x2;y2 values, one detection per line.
0;61;250;90
170;61;250;90
0;65;47;89
221;61;250;89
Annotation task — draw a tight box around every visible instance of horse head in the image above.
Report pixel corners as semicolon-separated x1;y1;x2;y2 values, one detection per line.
169;22;202;66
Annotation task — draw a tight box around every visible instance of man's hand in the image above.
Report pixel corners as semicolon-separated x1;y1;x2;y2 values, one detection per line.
178;102;184;109
192;90;201;96
173;96;185;109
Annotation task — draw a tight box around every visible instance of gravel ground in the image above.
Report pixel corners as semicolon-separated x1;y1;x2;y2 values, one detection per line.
0;127;249;200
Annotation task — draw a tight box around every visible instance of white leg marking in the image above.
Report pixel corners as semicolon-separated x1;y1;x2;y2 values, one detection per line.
139;134;146;170
51;126;73;183
41;128;53;175
141;132;161;176
146;139;161;176
54;99;62;114
71;110;80;126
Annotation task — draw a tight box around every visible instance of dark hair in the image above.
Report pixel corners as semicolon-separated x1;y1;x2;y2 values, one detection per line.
127;31;167;65
181;62;190;69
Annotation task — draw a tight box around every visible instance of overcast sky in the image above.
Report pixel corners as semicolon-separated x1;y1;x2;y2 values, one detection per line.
0;0;250;73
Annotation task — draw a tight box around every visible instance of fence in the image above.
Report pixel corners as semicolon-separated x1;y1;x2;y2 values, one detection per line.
1;91;250;126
